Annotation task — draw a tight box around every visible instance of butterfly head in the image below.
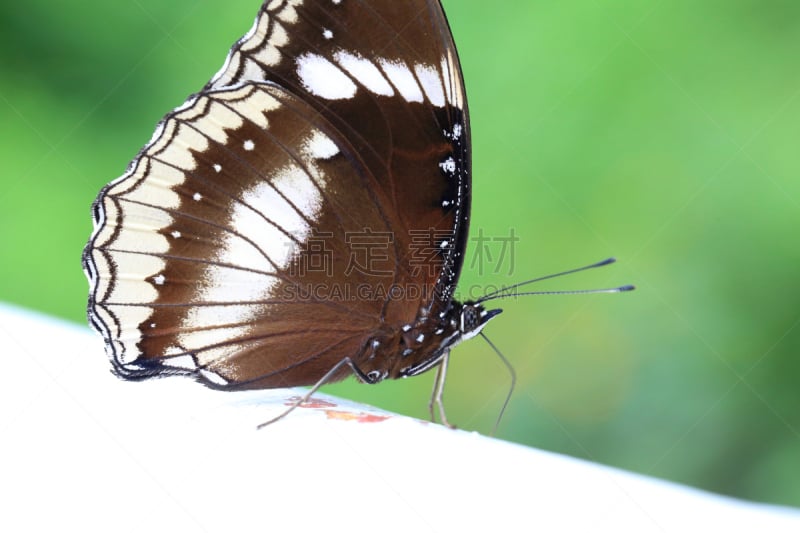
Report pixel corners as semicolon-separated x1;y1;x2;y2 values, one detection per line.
456;302;502;343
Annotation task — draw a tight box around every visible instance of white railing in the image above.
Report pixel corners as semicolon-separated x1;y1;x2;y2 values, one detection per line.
1;303;798;532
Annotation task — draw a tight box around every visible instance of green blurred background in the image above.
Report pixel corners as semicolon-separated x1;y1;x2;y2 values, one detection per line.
2;0;798;507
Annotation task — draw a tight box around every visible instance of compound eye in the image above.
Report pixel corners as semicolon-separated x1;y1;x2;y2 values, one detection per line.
460;305;480;333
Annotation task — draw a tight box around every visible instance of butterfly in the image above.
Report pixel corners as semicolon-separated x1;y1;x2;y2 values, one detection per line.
82;0;630;428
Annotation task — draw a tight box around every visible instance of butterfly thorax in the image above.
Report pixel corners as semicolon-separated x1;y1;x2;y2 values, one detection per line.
356;301;502;383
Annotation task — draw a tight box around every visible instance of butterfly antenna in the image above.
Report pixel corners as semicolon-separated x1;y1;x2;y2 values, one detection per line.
477;257;635;303
479;331;516;436
492;285;635;299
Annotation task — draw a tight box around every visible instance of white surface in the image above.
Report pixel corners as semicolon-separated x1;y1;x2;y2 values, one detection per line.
1;302;798;532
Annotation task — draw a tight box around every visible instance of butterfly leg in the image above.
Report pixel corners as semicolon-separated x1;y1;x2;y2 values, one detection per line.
256;357;375;429
428;350;455;428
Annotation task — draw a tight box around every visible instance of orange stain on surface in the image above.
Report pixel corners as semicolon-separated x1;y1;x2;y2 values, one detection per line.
325;410;391;423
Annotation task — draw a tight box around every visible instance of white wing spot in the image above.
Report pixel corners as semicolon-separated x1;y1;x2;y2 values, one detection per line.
243;139;255;151
306;130;340;160
171;230;182;239
379;59;424;103
440;157;456;174
442;199;451;207
402;324;412;332
153;274;166;285
193;192;203;201
199;369;229;386
323;28;333;39
334;51;394;97
440;240;449;249
178;161;324;353
414;63;446;107
296;53;357;100
167;355;198;370
416;333;425;343
213;163;222;173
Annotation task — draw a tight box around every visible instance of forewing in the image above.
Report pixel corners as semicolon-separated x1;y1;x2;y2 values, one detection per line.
208;0;472;319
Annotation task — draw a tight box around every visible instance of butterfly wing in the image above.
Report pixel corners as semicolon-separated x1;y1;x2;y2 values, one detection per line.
83;0;471;388
208;0;471;317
